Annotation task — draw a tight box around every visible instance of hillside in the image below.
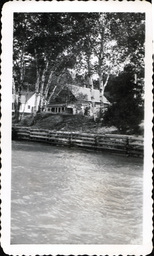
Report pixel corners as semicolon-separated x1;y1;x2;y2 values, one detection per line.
15;113;118;134
14;112;144;136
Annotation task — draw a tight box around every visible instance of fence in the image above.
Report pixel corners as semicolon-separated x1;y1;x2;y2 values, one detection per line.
12;126;144;157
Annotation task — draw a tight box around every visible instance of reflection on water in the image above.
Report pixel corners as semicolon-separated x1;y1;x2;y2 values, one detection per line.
11;140;143;244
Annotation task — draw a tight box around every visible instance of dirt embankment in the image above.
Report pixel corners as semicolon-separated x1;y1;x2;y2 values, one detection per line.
15;113;117;134
14;113;144;136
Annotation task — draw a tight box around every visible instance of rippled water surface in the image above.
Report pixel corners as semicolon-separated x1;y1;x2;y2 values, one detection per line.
11;140;143;244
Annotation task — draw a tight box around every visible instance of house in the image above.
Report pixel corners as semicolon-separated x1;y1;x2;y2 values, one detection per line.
12;85;110;118
45;84;110;117
12;91;40;114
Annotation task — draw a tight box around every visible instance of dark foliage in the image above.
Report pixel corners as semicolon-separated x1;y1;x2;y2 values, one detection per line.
103;65;144;134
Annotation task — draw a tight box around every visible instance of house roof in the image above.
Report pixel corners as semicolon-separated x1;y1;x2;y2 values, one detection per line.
12;91;34;104
49;84;110;105
66;84;110;104
20;91;34;102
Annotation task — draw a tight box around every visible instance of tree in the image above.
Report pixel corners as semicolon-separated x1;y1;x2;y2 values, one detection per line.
25;13;78;114
70;13;145;115
13;13;145;123
103;65;144;134
13;13;98;119
13;13;33;121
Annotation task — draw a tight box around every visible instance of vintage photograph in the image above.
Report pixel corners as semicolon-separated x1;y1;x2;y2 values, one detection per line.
11;11;145;244
1;1;153;255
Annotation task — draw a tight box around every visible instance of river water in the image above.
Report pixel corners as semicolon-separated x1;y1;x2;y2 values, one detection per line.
11;140;143;244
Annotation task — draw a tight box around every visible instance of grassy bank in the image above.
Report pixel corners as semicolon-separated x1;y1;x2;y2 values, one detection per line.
13;112;143;136
14;113;118;134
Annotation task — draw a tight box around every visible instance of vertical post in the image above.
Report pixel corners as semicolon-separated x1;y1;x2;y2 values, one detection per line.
126;137;129;156
69;132;73;147
95;135;99;149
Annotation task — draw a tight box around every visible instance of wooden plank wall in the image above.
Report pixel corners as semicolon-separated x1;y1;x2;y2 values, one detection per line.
13;127;143;157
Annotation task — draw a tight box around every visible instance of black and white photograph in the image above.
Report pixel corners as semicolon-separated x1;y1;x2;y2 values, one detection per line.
1;1;153;255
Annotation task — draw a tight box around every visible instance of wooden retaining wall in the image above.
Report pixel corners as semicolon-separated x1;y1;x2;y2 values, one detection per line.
12;127;144;157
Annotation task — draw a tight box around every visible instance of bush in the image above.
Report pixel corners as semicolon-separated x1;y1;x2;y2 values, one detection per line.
103;101;144;134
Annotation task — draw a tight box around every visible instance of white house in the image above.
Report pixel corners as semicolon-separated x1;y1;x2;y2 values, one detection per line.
12;92;40;114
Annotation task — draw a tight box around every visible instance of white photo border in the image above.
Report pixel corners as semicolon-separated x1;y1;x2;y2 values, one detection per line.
1;1;153;255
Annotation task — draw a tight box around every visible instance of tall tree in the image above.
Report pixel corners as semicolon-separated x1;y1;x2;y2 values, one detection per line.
13;13;33;121
13;13;145;121
70;13;145;115
13;13;97;118
103;65;144;133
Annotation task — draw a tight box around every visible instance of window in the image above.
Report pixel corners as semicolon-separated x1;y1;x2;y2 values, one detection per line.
28;105;30;109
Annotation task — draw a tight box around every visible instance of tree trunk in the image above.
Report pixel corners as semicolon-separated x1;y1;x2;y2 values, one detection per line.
39;61;49;110
87;52;96;120
89;74;96;119
33;70;40;116
14;96;21;123
46;69;67;105
33;50;40;115
47;85;57;105
43;71;54;108
14;44;25;122
99;76;104;116
98;19;105;116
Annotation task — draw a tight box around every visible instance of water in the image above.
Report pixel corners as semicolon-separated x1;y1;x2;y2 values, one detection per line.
11;140;143;244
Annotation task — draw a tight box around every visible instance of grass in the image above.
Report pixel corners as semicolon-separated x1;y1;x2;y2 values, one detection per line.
14;112;144;136
15;112;118;135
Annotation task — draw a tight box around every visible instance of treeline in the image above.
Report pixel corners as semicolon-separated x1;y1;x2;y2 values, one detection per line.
13;12;145;133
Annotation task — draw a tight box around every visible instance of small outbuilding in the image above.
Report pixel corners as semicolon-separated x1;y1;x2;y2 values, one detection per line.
12;91;40;114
